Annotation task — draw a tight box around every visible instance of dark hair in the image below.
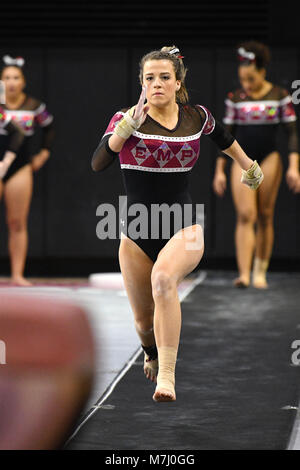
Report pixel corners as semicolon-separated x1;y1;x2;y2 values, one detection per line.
139;45;189;104
237;41;271;70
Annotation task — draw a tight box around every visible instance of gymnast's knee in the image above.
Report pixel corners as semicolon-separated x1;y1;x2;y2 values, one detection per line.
237;209;257;225
257;210;274;227
7;218;27;232
151;269;175;300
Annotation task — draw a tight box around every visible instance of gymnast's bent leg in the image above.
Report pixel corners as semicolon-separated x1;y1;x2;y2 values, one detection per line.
151;224;204;402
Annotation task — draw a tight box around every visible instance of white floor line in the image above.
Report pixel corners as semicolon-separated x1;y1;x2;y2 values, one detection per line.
64;347;142;447
287;400;300;450
64;270;207;447
179;271;207;301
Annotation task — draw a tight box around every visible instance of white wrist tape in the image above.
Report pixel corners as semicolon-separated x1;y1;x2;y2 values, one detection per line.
241;160;264;190
114;106;144;140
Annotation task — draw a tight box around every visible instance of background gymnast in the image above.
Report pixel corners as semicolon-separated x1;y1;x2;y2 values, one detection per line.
213;41;300;289
0;55;55;286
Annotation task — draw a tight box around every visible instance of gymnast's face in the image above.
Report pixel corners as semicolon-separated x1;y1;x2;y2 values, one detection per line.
238;64;266;96
1;66;26;97
142;60;181;107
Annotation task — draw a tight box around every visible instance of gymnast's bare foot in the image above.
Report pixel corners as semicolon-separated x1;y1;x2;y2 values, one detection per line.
11;276;33;287
153;386;176;402
144;354;158;383
233;275;250;288
252;275;268;289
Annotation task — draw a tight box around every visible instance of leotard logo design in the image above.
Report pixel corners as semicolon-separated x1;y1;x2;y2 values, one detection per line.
130;140;197;169
131;140;152;165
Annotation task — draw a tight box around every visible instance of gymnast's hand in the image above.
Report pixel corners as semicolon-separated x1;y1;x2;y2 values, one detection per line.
0;151;16;179
0;160;9;179
213;171;227;197
31;149;50;172
286;166;300;194
241;160;264;190
114;86;149;140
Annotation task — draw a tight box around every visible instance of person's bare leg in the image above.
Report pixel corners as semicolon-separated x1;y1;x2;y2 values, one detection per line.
4;165;33;286
151;224;204;402
118;233;158;382
231;161;257;287
253;152;282;288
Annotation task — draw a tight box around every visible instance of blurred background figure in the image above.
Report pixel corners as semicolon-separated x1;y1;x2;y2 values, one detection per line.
0;55;55;286
0;293;96;450
213;41;300;289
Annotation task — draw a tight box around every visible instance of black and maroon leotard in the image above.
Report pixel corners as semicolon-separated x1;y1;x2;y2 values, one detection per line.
222;85;298;161
92;103;234;262
0;95;54;182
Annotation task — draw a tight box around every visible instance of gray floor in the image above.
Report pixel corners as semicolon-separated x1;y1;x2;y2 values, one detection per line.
1;270;299;450
0;271;204;413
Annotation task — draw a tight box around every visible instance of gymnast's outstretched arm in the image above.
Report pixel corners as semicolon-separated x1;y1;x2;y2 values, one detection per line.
91;87;149;172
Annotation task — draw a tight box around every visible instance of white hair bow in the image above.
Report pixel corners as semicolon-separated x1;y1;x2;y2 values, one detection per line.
3;55;25;67
168;48;184;59
168;48;180;55
237;47;255;61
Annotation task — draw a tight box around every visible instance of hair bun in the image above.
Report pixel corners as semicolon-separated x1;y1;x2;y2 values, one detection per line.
3;55;25;68
161;46;184;59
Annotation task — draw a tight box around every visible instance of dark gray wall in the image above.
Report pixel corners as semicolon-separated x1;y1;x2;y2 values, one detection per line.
0;45;299;273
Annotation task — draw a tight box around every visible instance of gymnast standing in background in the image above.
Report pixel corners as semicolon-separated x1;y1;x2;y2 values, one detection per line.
213;41;300;289
0;55;55;286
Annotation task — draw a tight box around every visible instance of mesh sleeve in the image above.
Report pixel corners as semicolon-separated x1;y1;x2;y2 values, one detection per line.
221;93;237;157
91;111;125;171
282;121;299;153
196;104;235;150
196;105;216;135
40;121;55;150
220;123;237;158
91;134;118;171
32;101;55;150
210;120;235;150
278;89;299;153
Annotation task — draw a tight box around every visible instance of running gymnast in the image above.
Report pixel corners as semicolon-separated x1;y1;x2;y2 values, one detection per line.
213;41;300;289
92;46;264;402
0;55;55;286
